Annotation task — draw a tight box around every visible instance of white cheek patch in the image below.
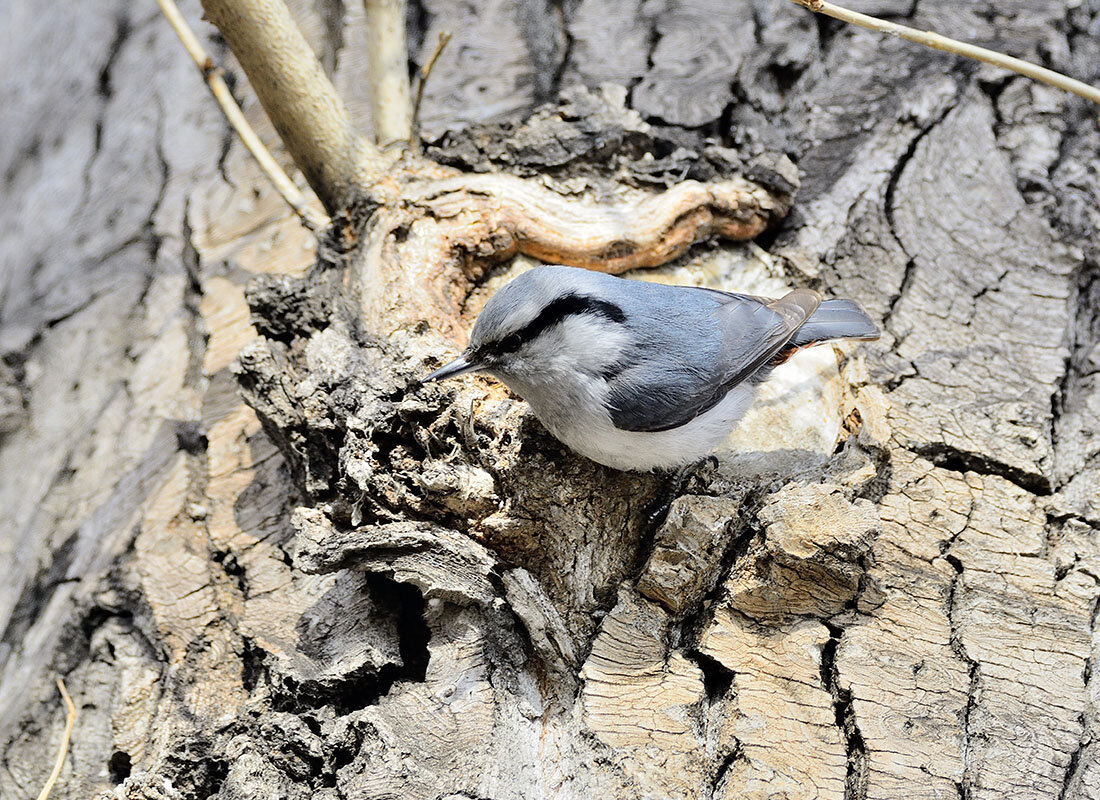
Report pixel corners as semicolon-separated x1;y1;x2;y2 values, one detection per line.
542;315;631;374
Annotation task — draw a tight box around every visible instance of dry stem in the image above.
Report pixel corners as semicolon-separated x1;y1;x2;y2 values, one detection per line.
156;0;328;230
791;0;1100;106
410;31;453;149
35;678;76;800
364;0;412;145
200;0;391;214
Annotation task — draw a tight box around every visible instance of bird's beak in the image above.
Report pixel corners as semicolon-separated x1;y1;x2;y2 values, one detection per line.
423;354;483;383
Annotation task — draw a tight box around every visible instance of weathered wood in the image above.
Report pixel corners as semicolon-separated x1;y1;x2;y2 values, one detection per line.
2;1;1100;799
631;0;755;127
412;0;561;139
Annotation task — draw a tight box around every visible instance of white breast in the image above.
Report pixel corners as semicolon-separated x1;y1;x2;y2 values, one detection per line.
559;384;757;471
517;374;758;472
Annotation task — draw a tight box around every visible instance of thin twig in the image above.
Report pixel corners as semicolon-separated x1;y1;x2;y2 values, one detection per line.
156;0;328;230
36;678;76;800
791;0;1100;106
409;31;453;150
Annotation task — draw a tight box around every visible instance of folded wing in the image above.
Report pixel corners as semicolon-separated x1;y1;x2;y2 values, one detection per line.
607;288;822;433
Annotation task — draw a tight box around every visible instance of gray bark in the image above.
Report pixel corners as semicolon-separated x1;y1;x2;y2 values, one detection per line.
2;1;1099;799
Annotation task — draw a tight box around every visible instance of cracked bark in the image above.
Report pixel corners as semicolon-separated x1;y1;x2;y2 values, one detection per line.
3;0;1100;799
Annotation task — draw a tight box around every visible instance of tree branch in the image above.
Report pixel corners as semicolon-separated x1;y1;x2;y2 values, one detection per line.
790;0;1100;106
363;0;412;145
156;0;328;230
199;0;390;214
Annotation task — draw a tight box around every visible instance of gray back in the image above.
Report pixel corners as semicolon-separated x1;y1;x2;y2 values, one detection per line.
474;266;816;432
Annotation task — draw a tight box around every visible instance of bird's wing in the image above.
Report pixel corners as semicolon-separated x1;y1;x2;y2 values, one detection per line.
677;286;772;305
606;288;821;433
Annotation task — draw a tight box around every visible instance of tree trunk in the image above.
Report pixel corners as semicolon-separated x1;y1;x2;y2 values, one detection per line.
2;1;1099;799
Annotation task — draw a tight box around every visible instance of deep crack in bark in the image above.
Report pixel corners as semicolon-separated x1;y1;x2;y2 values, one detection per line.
822;621;868;800
944;553;980;800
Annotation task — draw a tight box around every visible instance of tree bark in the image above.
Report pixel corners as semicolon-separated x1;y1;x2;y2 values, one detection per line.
2;1;1099;799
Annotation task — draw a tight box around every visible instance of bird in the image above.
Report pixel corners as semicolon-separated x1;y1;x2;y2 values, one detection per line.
424;265;879;472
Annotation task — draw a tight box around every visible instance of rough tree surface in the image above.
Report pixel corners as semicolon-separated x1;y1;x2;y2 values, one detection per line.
2;1;1100;799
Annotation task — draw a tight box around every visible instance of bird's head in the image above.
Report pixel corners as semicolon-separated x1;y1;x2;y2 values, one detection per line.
423;266;630;386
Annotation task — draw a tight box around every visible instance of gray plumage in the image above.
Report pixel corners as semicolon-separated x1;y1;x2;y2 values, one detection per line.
425;265;879;471
787;298;879;349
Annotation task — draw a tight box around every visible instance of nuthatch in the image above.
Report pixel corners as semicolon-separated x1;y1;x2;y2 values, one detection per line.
426;266;878;471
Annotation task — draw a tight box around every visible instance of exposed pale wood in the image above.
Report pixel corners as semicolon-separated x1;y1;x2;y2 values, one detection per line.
356;167;795;337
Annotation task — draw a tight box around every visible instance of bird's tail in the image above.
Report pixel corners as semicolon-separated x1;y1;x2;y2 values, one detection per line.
788;299;879;348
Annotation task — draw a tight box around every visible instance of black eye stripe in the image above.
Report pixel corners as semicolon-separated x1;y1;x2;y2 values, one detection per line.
479;292;626;358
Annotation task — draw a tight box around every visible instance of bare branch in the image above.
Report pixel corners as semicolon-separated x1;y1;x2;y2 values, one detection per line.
364;0;412;145
791;0;1100;106
200;0;390;214
35;678;76;800
156;0;328;230
409;31;453;149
